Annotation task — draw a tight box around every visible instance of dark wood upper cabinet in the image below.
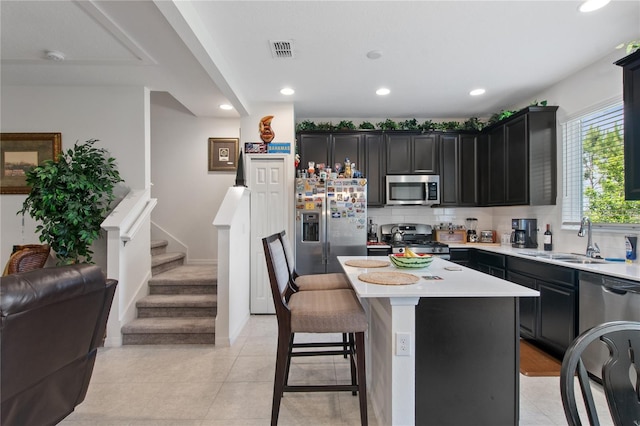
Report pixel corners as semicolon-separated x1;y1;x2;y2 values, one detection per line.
385;133;412;174
459;134;479;206
331;133;364;170
386;133;439;174
505;116;528;205
486;125;506;205
439;134;458;205
364;133;385;207
481;106;557;206
439;133;478;206
615;49;640;200
298;133;330;169
412;134;439;174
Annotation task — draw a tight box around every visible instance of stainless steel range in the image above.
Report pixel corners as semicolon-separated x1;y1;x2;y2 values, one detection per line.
380;223;450;259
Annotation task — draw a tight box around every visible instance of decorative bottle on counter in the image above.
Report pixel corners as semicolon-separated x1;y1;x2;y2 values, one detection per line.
543;224;553;251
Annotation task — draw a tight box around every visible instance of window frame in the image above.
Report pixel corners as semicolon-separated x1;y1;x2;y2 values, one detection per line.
561;96;640;233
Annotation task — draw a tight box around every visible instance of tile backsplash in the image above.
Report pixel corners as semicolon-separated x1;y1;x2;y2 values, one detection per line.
369;205;640;261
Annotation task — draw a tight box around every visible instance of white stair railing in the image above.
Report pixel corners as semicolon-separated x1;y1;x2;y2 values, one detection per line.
101;188;157;346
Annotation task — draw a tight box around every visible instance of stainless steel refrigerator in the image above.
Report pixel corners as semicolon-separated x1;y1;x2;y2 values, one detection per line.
294;177;367;274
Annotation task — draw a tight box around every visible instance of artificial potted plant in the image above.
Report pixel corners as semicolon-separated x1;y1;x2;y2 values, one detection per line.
19;139;123;265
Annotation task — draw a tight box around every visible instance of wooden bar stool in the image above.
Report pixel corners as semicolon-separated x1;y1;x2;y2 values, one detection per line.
278;230;351;291
278;230;352;355
263;233;368;426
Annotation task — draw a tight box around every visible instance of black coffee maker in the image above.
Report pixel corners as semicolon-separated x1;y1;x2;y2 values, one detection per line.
511;218;538;248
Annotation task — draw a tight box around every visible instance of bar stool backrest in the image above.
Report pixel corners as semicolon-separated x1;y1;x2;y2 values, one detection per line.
560;320;640;426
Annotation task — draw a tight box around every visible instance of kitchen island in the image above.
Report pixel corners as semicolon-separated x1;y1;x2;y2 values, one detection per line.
338;256;539;426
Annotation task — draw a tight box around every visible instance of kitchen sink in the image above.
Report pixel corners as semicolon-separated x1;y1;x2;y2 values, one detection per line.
519;252;608;264
519;252;580;260
560;258;607;264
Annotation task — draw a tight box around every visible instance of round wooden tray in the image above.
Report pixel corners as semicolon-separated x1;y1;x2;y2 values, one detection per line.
345;259;390;268
358;271;419;286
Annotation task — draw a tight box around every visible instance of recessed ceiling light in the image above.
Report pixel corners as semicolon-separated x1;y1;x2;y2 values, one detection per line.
280;87;295;95
376;88;390;96
45;50;65;61
579;0;610;13
470;88;486;96
366;50;383;60
219;104;233;110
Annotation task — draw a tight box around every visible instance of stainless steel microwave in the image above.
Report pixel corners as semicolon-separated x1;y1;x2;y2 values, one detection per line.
386;175;440;206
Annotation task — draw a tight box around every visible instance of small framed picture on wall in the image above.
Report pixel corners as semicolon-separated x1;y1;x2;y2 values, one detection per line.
208;138;239;171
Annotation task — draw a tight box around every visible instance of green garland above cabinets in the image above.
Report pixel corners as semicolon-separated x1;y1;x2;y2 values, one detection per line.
295;100;550;133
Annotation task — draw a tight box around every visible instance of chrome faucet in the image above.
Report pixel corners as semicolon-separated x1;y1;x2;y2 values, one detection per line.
578;216;600;258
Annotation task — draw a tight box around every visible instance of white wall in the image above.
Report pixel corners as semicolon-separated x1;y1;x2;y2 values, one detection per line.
0;85;149;267
149;92;240;263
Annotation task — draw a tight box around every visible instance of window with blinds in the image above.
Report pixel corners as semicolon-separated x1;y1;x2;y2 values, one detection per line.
562;101;640;226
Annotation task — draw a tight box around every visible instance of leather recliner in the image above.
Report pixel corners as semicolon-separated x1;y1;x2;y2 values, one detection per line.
0;264;117;426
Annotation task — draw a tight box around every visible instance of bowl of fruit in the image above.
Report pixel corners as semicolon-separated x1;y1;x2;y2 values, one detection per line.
389;249;434;269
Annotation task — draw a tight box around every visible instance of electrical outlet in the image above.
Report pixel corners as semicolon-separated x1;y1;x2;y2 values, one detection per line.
396;332;411;356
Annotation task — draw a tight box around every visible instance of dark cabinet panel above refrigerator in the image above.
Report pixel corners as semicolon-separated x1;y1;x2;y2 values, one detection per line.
297;132;382;206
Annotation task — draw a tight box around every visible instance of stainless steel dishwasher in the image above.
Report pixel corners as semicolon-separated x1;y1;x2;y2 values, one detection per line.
579;271;640;380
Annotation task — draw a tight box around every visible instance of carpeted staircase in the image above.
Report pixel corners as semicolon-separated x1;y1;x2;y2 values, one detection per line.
121;240;217;344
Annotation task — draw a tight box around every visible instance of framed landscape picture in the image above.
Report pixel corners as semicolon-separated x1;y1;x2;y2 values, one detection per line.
208;138;239;171
1;133;62;194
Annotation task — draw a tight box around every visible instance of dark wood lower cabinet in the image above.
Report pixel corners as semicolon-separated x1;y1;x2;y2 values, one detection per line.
537;281;576;355
474;249;506;278
506;271;537;338
448;248;470;267
467;252;578;358
506;256;577;358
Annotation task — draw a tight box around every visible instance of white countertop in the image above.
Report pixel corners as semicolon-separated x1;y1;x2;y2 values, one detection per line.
448;244;640;282
337;256;539;299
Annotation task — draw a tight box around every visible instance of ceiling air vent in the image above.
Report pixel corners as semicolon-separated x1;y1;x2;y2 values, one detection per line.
270;40;295;59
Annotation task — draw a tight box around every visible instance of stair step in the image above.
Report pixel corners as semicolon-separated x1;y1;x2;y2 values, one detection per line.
119;242;218;345
137;294;217;318
149;265;216;294
122;318;215;345
151;240;168;256
151;252;185;275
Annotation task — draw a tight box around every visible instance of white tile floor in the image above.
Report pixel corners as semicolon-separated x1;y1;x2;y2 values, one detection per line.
60;315;613;425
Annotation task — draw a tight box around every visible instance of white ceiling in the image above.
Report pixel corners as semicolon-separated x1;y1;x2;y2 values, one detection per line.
2;0;639;120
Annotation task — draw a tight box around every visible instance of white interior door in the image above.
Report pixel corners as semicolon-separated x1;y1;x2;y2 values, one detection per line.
249;157;286;313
